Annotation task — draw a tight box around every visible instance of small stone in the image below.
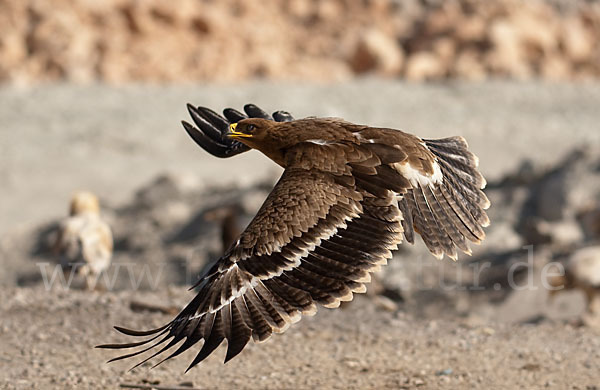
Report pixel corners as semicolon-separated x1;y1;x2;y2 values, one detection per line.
521;363;541;371
374;295;399;312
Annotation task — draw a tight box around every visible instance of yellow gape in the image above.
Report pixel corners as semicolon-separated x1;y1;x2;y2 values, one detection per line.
227;122;253;138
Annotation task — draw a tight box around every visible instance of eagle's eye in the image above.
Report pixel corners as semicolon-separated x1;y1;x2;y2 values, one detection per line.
246;124;256;133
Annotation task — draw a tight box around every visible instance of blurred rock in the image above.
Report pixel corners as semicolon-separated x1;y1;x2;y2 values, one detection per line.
536;173;568;222
535;219;584;249
432;38;456;67
349;29;404;75
152;200;193;228
487;20;532;79
562;16;594;63
453;50;486;80
550;245;600;314
541;54;572;80
480;222;522;253
134;174;185;210
0;0;599;83
578;208;600;241
568;246;600;288
516;149;600;238
405;52;445;81
454;17;486;43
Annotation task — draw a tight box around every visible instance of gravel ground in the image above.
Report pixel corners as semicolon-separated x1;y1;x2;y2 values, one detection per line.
1;287;599;390
1;81;600;389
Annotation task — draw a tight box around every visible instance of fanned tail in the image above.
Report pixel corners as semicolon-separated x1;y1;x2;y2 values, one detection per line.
401;136;490;259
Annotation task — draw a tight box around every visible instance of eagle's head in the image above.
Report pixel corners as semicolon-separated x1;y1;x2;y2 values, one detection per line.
228;117;357;166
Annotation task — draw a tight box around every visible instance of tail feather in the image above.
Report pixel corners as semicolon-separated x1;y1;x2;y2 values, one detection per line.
437;161;490;227
406;190;442;258
429;185;473;254
424;185;468;257
438;181;485;241
415;187;455;259
400;136;489;259
423;137;477;166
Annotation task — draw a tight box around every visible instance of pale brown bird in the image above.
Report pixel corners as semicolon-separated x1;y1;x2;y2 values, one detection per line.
53;191;113;290
99;104;489;370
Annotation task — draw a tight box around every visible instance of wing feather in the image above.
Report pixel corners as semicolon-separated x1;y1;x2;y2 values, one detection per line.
99;160;404;369
99;125;490;370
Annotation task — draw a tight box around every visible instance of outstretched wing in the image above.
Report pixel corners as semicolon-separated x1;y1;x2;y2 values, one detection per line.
396;136;490;260
182;104;295;158
98;158;404;370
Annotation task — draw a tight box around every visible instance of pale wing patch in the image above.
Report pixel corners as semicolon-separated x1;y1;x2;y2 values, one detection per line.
394;160;443;188
354;132;375;143
305;139;335;145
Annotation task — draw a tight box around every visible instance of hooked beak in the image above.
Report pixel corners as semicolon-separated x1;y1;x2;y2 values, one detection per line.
227;123;253;138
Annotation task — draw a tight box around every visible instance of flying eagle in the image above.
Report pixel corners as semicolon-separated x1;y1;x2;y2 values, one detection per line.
98;104;490;371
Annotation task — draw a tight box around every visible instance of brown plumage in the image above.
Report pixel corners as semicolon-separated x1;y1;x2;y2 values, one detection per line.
98;115;490;370
53;191;113;290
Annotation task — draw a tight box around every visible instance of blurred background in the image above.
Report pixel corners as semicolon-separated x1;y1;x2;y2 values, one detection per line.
1;0;600;389
1;0;599;83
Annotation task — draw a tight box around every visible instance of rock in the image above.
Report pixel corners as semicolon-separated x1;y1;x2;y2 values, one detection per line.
432;37;456;67
455;17;486;43
568;246;600;287
511;3;559;56
373;295;399;312
536;173;569;222
478;222;522;253
487;20;531;78
134;174;184;209
152;200;192;228
562;16;594;63
349;29;404;76
578;208;600;240
404;52;445;81
424;2;462;36
535;219;584;248
541;54;572;81
0;0;599;83
316;1;342;21
453;50;486;80
288;0;313;20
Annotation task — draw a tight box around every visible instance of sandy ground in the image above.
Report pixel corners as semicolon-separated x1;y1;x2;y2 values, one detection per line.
1;81;600;389
2;286;599;390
